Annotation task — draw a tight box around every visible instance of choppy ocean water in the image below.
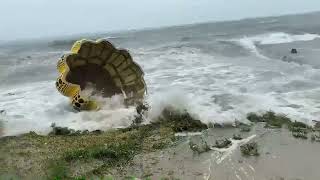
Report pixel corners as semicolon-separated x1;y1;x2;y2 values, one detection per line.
1;12;320;136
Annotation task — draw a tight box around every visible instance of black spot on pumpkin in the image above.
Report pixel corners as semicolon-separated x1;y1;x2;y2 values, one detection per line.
79;99;84;103
59;79;62;84
56;82;59;87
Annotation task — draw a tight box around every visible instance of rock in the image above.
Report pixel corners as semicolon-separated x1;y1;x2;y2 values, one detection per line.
291;48;298;54
247;112;264;122
289;121;310;131
213;122;235;129
158;107;208;132
189;137;211;154
311;133;320;142
234;120;248;127
48;123;93;136
91;130;103;135
213;138;232;149
132;114;144;126
292;130;308;139
213;123;223;128
312;120;320;130
240;142;259;156
136;103;149;115
239;125;251;132
233;134;243;140
49;126;72;136
207;122;214;128
247;111;292;128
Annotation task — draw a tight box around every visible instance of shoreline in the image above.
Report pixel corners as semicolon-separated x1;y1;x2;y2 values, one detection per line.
1;109;320;179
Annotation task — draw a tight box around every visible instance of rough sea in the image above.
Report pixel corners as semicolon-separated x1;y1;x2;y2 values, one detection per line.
1;12;320;136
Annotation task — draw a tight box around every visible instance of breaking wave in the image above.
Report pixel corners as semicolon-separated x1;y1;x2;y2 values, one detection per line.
232;32;320;58
245;32;320;45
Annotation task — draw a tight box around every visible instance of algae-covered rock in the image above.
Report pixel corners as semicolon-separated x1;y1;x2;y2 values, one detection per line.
247;111;292;128
233;134;243;140
156;107;208;132
189;136;211;154
213;138;232;149
292;130;308;139
239;125;251;132
49;123;102;136
240;142;259;156
289;121;310;139
289;121;310;131
263;111;292;128
247;113;264;122
49;123;74;136
311;133;320;142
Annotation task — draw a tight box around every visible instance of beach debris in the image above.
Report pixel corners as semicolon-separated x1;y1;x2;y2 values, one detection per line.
240;142;259;156
213;138;232;149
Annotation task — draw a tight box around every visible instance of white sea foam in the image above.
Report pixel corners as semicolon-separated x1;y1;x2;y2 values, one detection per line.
239;32;320;46
0;81;137;136
1;31;320;136
234;32;320;58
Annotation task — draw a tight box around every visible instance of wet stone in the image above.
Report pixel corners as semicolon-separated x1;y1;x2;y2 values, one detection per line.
239;125;251;132
233;134;243;140
189;136;211;154
240;142;259;156
213;138;232;149
311;133;320;142
292;129;308;139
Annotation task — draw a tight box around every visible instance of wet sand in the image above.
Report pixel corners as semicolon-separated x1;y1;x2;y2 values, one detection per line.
118;124;320;180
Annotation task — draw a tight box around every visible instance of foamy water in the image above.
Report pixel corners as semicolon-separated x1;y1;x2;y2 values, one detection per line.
1;13;320;136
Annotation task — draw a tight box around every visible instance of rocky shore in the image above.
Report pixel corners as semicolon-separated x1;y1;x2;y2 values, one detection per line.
1;109;320;180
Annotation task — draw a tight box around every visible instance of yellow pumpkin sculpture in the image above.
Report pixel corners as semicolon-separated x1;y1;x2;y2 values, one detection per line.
55;39;147;111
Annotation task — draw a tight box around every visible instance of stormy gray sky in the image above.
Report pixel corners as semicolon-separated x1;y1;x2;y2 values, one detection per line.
1;0;320;41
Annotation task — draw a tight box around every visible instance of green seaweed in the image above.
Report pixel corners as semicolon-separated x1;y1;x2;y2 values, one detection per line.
157;107;208;132
247;111;292;128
